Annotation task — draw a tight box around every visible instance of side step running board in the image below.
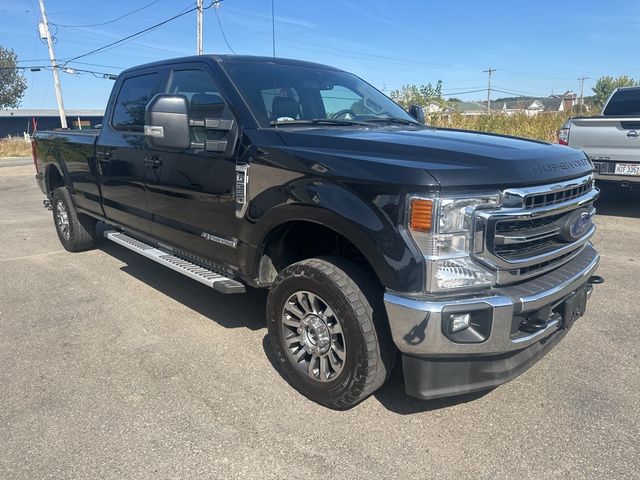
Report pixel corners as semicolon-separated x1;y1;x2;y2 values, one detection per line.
104;230;246;294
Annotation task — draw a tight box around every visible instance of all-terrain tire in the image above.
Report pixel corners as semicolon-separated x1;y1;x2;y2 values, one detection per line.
266;256;396;410
52;187;97;252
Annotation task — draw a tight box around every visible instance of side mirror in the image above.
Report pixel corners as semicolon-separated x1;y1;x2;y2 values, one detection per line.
145;94;190;149
408;105;425;124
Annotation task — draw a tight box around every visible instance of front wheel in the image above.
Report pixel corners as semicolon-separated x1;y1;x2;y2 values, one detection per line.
52;187;97;252
266;256;396;410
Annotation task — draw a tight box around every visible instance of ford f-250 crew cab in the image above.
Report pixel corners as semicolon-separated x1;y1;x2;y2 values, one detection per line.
559;86;640;187
33;55;602;409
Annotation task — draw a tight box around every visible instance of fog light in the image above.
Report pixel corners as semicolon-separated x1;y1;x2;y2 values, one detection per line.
450;313;471;333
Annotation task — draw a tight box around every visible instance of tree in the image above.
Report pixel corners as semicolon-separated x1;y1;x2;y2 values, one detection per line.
592;75;639;110
390;81;444;109
0;47;27;109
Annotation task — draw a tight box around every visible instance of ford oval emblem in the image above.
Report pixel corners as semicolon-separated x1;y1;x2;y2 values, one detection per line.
570;211;592;239
627;130;639;140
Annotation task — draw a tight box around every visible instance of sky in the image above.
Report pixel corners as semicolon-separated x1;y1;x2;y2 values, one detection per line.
1;0;639;111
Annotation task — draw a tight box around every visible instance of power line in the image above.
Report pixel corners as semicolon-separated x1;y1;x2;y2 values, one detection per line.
52;0;163;28
214;6;236;54
492;87;548;98
61;0;221;65
65;3;197;59
2;65;118;79
441;88;487;96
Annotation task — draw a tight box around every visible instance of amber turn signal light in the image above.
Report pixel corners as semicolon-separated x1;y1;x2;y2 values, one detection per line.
410;198;433;232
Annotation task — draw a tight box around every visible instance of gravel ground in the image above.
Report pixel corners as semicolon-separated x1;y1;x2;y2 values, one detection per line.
1;160;638;479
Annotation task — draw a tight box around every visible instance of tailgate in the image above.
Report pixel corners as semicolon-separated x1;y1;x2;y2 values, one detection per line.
568;117;640;163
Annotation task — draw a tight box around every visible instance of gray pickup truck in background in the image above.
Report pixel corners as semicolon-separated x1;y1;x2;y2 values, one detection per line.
559;86;640;188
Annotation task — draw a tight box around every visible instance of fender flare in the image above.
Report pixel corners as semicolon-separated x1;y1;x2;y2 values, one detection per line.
239;180;424;292
43;162;71;195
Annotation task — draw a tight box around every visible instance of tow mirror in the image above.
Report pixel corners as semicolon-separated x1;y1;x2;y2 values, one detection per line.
145;94;191;149
408;105;425;124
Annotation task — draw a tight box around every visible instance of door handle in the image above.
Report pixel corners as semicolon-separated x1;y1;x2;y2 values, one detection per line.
97;151;112;162
143;156;162;168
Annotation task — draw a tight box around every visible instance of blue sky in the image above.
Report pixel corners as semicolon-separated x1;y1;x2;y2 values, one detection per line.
1;0;639;110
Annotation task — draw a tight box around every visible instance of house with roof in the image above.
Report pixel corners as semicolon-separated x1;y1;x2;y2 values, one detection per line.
451;101;487;116
541;91;577;113
492;98;546;116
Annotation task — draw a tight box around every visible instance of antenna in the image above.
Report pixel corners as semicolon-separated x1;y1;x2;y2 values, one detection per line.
271;0;276;59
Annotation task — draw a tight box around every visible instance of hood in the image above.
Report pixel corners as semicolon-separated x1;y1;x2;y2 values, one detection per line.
275;126;592;189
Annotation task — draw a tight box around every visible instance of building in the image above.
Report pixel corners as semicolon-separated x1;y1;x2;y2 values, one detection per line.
452;101;487;116
478;91;578;116
493;99;546;116
0;109;104;137
541;91;577;113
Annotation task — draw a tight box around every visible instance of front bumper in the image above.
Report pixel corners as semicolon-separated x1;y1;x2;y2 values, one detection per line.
384;244;600;400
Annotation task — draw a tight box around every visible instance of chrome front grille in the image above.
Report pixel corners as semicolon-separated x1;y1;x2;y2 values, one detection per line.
474;174;598;284
523;182;591;208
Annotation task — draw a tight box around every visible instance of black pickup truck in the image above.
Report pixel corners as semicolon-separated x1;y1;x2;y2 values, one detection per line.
33;55;602;409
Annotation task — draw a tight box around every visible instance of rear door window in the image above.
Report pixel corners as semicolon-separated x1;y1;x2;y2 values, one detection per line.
111;72;159;131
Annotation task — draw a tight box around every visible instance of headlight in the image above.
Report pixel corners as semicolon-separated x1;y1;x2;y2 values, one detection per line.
408;194;500;292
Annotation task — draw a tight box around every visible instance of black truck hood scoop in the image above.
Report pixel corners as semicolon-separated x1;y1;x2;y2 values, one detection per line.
275;127;593;188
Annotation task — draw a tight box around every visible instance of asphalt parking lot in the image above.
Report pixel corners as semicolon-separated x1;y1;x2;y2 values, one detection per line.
1;158;638;480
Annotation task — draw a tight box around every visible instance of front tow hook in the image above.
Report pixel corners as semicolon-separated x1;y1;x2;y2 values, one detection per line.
588;275;604;285
587;275;604;298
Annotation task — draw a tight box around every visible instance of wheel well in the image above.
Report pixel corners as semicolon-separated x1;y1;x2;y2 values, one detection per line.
258;221;377;285
45;165;64;195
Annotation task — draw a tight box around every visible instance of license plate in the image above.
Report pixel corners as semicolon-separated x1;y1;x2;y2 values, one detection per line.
614;163;640;175
562;287;588;330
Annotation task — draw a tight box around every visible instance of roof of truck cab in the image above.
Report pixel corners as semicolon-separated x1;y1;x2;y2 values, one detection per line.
120;55;342;76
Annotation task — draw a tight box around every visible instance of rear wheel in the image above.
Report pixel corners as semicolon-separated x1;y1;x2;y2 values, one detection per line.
266;256;395;410
52;187;97;252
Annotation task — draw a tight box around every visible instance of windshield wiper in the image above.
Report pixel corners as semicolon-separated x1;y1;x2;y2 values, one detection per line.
270;118;370;127
363;117;419;126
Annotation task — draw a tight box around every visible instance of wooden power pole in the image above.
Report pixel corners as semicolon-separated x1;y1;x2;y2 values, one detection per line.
578;76;589;115
197;0;203;55
38;0;67;129
483;68;496;114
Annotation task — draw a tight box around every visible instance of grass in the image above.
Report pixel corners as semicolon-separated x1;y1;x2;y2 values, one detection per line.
0;136;32;158
426;112;572;143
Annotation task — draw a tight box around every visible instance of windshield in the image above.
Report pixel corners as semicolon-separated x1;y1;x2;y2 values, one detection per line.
222;61;417;127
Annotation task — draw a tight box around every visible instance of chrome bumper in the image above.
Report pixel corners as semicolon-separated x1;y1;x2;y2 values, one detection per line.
384;244;599;356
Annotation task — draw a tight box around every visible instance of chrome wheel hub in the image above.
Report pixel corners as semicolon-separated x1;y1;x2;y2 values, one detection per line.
281;291;346;382
300;315;331;355
55;200;70;240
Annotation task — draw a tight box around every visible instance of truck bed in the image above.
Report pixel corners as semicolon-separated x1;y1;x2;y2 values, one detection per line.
34;129;102;216
568;116;640;183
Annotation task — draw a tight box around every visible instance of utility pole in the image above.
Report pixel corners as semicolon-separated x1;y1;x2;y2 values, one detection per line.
483;68;496;114
38;0;67;128
578;76;589;114
196;0;203;55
